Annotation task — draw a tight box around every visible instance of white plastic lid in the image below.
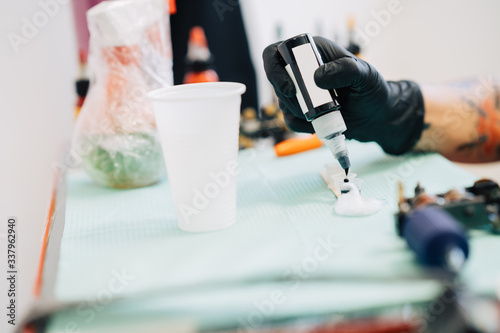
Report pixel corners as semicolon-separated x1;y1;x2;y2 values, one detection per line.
311;111;346;140
87;0;165;47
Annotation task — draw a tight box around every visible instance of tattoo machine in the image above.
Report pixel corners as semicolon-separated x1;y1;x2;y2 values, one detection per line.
278;33;351;175
395;179;500;273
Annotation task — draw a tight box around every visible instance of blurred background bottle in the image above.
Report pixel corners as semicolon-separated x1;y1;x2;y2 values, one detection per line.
183;26;219;84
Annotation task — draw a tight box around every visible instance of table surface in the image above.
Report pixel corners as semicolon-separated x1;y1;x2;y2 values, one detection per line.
39;142;500;332
454;161;500;183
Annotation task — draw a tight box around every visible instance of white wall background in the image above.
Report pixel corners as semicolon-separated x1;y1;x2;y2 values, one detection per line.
240;0;500;106
0;1;77;332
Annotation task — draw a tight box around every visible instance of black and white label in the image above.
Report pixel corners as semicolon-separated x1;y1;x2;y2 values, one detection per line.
291;43;333;112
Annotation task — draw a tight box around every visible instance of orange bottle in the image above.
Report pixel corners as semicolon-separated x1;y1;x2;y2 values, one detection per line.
183;26;219;84
75;50;89;119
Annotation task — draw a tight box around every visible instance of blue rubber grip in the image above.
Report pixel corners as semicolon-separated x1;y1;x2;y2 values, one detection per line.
402;206;469;267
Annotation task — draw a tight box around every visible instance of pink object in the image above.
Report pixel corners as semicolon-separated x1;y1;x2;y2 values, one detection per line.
72;0;103;62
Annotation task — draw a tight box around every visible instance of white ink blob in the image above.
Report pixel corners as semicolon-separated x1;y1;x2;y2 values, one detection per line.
334;182;382;216
321;163;382;217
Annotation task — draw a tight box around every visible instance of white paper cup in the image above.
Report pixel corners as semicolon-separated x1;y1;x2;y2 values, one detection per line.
148;82;246;232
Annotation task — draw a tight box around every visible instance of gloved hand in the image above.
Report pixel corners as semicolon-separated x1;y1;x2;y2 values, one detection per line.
262;36;425;155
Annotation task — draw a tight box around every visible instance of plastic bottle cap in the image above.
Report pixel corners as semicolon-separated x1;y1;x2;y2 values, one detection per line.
311;111;346;140
189;26;208;48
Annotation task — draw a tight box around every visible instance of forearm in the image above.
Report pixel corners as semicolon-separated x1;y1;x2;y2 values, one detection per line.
413;77;500;163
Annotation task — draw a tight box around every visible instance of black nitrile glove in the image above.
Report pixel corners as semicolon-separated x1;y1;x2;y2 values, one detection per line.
262;36;425;155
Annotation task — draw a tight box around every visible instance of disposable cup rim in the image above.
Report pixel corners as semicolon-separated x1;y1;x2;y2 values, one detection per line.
148;82;246;102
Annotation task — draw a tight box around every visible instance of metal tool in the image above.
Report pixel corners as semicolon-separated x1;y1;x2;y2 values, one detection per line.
396;179;500;272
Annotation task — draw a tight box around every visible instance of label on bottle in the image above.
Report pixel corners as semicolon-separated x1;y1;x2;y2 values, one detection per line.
285;64;308;114
291;43;333;113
